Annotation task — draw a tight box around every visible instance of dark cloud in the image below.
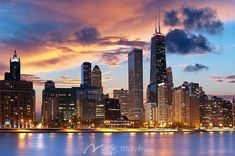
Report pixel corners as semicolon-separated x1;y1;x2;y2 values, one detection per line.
74;27;101;44
227;80;235;84
164;10;180;26
184;63;209;72
164;6;224;35
182;6;223;34
166;29;213;55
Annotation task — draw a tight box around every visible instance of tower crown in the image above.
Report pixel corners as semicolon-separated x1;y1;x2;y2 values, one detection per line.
11;50;20;62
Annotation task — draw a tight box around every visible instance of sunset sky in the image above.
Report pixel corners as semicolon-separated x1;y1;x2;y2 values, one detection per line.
0;0;235;113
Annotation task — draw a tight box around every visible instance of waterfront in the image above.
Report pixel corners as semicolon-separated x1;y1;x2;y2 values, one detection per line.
0;132;235;156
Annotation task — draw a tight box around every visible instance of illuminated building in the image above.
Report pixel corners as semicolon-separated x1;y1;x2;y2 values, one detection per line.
113;89;129;116
157;83;172;126
172;86;191;127
148;16;167;104
0;51;35;128
42;81;77;128
144;103;157;127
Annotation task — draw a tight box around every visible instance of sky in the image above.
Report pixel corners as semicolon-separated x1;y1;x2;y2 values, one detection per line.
0;0;235;113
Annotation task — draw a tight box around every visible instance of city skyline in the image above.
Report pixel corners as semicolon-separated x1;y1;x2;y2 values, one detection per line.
0;1;235;114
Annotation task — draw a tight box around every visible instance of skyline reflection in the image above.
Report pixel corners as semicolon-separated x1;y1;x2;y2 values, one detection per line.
0;133;234;156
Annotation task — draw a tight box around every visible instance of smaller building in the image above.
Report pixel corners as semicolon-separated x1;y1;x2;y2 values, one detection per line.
42;81;77;128
113;89;129;116
144;103;157;128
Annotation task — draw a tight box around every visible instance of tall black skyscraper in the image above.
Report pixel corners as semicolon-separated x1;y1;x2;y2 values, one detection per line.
147;14;167;104
81;62;92;86
4;50;21;81
150;22;167;84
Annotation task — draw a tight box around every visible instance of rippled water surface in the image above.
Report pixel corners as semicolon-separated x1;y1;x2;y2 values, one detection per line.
0;132;235;156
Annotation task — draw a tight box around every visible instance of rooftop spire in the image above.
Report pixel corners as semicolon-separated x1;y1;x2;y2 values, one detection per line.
158;9;161;33
154;10;157;33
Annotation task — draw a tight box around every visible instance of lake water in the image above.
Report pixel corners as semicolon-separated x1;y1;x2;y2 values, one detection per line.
0;132;235;156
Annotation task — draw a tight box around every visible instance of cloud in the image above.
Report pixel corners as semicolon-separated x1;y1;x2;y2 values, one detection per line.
21;74;81;86
100;36;148;48
164;6;224;35
164;10;180;26
74;27;101;44
100;48;130;67
184;63;209;72
21;74;45;86
182;6;223;34
209;75;235;83
165;29;213;55
225;75;235;79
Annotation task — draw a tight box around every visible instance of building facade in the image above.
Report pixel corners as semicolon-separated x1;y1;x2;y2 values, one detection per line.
42;81;77;128
128;48;144;121
81;62;92;87
91;65;102;92
113;89;129;116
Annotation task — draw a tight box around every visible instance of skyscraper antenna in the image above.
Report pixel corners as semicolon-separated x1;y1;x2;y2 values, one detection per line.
158;9;161;33
154;10;157;33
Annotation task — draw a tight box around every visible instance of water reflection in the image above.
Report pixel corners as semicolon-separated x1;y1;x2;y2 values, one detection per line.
0;132;234;156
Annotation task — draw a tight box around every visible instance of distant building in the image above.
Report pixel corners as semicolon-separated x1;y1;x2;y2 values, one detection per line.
81;62;92;87
113;89;129;116
91;65;103;92
128;48;144;121
0;51;35;128
42;81;77;128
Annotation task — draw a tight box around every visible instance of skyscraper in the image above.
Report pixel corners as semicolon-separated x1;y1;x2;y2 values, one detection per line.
150;22;167;85
81;62;92;86
128;48;144;121
91;65;103;92
4;50;21;81
0;51;35;128
147;17;167;104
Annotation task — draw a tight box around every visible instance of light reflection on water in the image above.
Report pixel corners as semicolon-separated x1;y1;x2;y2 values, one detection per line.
0;132;235;156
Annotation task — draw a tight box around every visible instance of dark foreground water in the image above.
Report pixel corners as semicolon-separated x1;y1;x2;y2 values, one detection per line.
0;132;235;156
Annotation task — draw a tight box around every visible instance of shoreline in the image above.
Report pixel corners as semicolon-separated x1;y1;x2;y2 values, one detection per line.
0;128;234;133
